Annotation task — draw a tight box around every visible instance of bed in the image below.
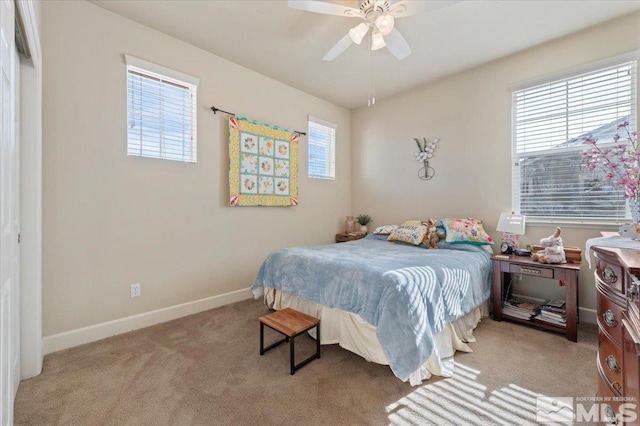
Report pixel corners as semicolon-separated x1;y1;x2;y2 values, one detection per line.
251;232;493;384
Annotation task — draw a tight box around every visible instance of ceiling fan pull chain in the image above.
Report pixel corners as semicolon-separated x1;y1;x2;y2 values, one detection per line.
368;30;372;107
370;31;375;105
371;47;375;105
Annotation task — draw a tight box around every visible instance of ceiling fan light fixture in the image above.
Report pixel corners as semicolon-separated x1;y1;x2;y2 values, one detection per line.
349;22;369;45
371;31;386;51
375;14;394;36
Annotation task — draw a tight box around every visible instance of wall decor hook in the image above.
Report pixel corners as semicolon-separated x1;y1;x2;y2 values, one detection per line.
414;137;439;180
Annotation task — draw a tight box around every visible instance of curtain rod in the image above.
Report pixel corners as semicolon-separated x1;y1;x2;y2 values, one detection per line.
210;105;307;136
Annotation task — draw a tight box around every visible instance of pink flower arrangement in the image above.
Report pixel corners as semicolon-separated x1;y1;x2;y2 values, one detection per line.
582;121;639;200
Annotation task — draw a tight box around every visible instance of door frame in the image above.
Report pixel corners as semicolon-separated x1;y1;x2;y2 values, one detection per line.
16;0;42;380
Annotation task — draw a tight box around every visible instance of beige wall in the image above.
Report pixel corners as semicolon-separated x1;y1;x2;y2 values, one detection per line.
352;11;640;313
41;1;351;336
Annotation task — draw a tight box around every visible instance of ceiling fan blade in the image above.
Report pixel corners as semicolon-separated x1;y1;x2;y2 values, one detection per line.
322;33;353;61
288;0;362;17
385;28;411;60
388;0;460;18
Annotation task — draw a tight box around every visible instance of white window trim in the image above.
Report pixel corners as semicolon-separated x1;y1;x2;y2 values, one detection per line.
510;49;640;93
510;51;639;226
308;115;337;180
125;55;199;163
125;55;199;86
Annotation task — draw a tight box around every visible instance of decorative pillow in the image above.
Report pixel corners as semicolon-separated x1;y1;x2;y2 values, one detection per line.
402;220;423;226
440;218;494;245
387;221;428;246
373;225;399;235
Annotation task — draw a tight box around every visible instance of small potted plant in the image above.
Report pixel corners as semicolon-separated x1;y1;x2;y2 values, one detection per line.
356;214;371;233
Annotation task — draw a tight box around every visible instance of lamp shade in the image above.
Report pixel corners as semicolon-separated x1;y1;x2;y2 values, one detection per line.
496;213;526;235
375;14;395;36
349;23;369;45
371;32;386;50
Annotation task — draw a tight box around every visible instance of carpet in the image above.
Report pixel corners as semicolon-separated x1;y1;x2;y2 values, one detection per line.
15;298;598;425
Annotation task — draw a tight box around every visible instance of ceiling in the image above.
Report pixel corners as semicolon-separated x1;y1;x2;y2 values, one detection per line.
89;0;640;110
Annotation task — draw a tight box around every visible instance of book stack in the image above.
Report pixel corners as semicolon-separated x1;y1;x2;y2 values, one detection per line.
537;300;567;327
502;298;541;320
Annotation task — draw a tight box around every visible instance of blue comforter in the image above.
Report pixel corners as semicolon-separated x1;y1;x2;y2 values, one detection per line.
251;234;492;381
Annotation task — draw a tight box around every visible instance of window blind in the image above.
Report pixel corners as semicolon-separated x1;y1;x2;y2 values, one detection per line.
512;60;637;221
308;115;336;179
126;56;198;163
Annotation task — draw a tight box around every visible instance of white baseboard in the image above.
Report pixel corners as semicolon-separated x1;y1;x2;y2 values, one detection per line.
579;306;597;325
43;287;253;355
43;288;597;356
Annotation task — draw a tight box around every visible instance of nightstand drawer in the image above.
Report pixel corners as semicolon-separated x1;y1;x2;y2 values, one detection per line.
335;233;366;243
508;263;554;279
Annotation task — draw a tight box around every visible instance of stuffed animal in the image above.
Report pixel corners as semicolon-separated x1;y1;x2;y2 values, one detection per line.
422;218;445;249
531;227;566;264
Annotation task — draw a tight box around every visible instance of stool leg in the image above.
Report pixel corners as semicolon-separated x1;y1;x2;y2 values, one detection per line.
290;336;295;375
316;324;321;359
260;322;264;355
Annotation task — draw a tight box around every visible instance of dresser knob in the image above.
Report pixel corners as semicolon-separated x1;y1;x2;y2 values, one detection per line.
603;404;618;424
606;355;620;374
603;266;617;284
603;310;617;328
629;280;639;303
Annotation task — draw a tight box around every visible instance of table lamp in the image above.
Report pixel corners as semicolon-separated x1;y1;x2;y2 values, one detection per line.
496;212;526;254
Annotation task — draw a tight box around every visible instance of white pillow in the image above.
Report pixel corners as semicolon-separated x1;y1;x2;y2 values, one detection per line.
373;225;398;235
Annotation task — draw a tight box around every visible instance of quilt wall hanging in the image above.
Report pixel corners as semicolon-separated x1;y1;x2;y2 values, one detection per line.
228;116;298;206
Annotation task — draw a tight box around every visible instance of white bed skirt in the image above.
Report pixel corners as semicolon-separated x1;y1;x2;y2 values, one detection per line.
265;288;489;385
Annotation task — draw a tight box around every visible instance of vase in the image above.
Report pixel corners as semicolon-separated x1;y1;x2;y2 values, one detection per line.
345;216;355;233
360;225;368;233
630;197;640;223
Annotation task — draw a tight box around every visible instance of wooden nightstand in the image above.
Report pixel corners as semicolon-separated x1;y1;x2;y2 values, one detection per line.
335;233;367;243
491;254;580;342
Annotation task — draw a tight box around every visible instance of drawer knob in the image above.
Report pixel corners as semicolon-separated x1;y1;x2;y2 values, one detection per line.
606;355;620;374
603;404;618;424
603;266;617;284
629;280;639;303
521;268;541;276
603;309;617;328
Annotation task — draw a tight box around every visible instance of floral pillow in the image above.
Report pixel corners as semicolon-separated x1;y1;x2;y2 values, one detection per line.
440;218;494;245
387;221;428;246
373;225;399;235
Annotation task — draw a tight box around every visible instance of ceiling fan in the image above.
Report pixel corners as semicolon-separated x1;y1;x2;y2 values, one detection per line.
288;0;439;61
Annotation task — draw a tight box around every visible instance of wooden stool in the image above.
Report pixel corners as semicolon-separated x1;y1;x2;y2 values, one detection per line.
259;308;321;375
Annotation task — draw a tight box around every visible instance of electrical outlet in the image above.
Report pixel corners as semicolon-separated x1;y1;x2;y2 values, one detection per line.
130;283;141;298
515;274;523;281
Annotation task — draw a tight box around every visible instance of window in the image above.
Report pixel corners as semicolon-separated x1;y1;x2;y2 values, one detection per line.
512;58;637;222
308;116;336;179
126;55;198;163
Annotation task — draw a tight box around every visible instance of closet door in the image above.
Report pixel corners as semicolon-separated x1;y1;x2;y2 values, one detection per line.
0;0;18;424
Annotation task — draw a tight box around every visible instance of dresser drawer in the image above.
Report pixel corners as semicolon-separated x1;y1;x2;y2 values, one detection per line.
508;263;554;278
595;254;625;294
598;332;624;395
598;289;624;345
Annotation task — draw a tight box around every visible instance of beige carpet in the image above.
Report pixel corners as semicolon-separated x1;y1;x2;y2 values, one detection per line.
15;299;598;425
